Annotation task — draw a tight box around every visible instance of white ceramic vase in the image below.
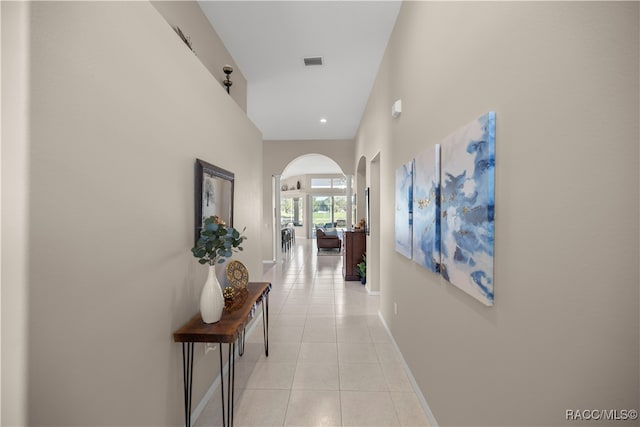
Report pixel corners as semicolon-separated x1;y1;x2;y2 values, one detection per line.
200;264;224;323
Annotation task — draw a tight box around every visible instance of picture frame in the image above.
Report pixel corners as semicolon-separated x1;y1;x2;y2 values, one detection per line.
395;161;413;258
194;159;234;245
365;187;370;236
440;112;495;306
412;144;441;273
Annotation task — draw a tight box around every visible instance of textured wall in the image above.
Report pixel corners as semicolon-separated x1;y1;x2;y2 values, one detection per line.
356;2;639;426
1;2;30;425
3;2;262;424
151;1;248;112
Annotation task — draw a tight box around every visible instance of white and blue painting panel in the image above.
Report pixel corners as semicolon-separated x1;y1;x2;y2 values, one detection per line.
440;112;496;306
412;145;441;273
395;160;413;259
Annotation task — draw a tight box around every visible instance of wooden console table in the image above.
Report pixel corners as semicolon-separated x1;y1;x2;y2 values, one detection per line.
173;281;271;427
343;230;366;280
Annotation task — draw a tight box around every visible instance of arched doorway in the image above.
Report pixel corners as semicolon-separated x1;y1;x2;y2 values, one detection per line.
274;154;353;262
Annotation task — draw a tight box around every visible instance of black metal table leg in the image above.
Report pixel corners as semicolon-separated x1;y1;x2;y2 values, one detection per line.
182;343;194;427
219;342;237;427
238;327;246;357
173;283;271;427
230;342;235;427
262;293;269;357
219;348;225;426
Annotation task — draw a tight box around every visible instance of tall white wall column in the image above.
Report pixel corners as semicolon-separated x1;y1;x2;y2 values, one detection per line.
346;174;353;229
273;175;282;263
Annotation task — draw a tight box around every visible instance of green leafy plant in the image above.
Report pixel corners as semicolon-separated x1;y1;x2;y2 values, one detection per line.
191;216;246;266
356;252;367;279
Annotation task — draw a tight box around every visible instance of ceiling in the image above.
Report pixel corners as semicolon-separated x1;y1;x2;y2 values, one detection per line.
198;1;402;141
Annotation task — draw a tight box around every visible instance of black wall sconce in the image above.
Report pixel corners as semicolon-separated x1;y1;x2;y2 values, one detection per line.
223;65;233;94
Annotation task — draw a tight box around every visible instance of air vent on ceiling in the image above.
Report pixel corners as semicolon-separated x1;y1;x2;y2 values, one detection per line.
303;56;323;67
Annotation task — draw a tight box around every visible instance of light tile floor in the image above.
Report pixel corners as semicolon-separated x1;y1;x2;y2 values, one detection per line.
195;239;430;427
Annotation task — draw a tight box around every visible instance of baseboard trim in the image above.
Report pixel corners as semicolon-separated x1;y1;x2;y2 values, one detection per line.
188;307;264;426
188;359;220;426
364;281;380;295
189;306;437;426
378;311;439;427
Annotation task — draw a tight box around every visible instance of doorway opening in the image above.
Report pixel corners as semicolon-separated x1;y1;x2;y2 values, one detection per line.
274;154;353;262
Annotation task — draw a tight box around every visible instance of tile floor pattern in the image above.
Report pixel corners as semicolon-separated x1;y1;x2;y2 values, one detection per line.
195;239;430;427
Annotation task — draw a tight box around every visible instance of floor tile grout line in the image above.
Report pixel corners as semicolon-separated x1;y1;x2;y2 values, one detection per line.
331;284;343;426
198;239;428;426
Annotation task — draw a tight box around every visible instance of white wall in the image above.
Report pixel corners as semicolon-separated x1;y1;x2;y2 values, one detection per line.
262;139;354;261
356;2;639;426
2;2;263;424
151;1;248;112
1;2;30;424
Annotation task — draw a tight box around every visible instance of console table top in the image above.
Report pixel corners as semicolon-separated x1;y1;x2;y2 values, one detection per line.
173;281;271;343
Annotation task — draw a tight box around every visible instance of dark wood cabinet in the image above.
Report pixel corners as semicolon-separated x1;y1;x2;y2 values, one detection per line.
343;230;366;281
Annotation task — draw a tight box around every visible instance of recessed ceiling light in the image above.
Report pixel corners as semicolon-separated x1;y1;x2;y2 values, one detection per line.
320;118;327;123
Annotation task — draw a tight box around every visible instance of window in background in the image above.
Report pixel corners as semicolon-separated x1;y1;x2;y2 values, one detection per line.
281;197;304;227
312;195;347;230
333;196;347;227
310;178;332;189
312;195;332;230
311;177;346;189
332;177;347;189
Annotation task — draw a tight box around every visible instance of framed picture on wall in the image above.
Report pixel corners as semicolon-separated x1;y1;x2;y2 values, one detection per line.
440;112;495;306
412;144;441;273
194;159;234;245
365;187;370;236
395;161;413;258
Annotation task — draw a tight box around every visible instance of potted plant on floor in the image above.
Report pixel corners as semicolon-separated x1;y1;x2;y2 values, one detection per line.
356;253;366;285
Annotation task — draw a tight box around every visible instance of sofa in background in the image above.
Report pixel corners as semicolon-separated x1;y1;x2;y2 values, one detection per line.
316;228;341;251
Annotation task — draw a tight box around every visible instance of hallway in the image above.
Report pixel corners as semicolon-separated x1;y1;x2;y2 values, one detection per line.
195;239;430;426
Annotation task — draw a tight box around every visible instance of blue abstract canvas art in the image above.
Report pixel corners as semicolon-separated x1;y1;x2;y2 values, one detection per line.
412;145;441;273
395;160;413;259
440;112;496;306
